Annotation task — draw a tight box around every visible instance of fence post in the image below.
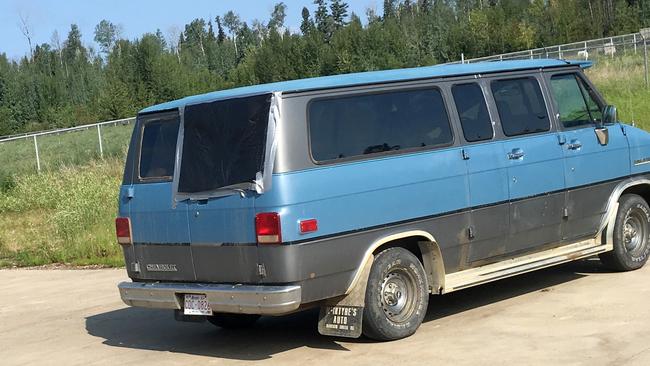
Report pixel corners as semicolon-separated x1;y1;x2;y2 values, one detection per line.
97;124;104;159
645;39;649;89
33;135;41;173
634;34;637;54
642;29;650;89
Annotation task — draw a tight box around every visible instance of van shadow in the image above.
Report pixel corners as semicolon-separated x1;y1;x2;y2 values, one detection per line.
423;258;608;322
86;258;608;361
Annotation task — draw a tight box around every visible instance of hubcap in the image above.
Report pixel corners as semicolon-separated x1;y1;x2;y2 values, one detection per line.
623;208;647;255
380;268;418;323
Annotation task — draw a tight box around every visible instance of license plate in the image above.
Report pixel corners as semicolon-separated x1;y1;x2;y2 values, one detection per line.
183;294;212;316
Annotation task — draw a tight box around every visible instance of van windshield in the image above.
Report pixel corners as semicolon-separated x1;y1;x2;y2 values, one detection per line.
178;94;272;195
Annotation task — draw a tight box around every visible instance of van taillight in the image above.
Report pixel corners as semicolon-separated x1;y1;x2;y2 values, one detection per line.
256;212;282;244
115;217;132;245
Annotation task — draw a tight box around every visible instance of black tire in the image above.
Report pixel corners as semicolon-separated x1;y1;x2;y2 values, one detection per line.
599;194;650;271
207;313;260;329
362;247;429;341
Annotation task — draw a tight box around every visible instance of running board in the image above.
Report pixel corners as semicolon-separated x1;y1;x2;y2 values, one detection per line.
443;239;611;293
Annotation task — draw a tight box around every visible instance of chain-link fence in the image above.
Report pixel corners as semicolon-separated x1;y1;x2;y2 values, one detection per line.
450;29;650;89
0;117;135;177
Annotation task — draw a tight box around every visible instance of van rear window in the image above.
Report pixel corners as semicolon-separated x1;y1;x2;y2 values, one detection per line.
309;88;452;162
178;94;271;194
138;112;180;180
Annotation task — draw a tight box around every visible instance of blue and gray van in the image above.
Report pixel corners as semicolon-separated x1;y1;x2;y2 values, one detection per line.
117;59;650;340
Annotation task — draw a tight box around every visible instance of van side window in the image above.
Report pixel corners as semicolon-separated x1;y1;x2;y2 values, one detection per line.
550;74;603;128
309;88;452;162
138;114;180;180
452;83;493;142
491;77;550;137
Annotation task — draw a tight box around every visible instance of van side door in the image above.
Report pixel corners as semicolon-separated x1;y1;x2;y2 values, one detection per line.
489;75;566;255
545;71;630;241
450;82;510;264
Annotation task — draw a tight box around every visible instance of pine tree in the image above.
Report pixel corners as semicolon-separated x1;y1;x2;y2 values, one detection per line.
331;0;349;30
314;0;333;41
155;29;167;49
300;7;315;35
215;16;227;44
384;0;397;18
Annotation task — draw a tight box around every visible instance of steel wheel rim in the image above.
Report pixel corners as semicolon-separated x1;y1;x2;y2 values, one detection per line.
380;267;418;323
623;208;647;255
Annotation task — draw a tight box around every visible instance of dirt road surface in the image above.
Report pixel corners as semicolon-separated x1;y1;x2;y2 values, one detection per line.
1;259;649;366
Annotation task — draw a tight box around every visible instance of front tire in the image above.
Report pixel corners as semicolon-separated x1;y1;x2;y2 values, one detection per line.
362;247;429;341
207;313;260;329
599;194;650;271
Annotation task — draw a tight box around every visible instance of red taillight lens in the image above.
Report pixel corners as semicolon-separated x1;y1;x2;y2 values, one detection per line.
255;212;282;244
115;217;132;245
299;219;318;234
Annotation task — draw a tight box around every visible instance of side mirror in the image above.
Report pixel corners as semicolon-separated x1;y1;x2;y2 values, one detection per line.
594;105;614;146
602;105;618;125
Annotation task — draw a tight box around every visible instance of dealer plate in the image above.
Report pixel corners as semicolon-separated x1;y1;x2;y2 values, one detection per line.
318;305;363;338
183;294;213;316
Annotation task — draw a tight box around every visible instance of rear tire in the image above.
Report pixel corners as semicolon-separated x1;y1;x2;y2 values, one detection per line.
599;194;650;271
362;247;429;341
207;313;260;329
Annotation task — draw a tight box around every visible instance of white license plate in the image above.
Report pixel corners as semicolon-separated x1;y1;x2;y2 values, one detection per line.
183;294;213;316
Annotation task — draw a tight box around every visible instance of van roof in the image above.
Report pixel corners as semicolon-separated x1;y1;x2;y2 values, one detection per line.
140;59;592;114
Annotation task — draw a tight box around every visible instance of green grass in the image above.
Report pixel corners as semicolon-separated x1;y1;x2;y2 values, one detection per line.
0;158;125;267
0;122;133;191
587;55;650;129
0;55;649;268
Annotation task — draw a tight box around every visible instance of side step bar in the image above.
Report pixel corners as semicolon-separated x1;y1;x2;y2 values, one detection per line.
443;239;611;293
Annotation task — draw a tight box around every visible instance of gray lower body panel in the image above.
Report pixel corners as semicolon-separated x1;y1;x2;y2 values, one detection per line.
122;176;632;306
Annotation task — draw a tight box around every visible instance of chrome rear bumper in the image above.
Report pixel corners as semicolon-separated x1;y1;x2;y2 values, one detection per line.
118;281;302;315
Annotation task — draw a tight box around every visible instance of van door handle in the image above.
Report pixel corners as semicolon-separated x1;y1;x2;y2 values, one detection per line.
568;140;582;150
508;148;525;160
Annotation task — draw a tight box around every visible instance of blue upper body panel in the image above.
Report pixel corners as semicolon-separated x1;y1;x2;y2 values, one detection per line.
126;58;650;247
140;59;592;114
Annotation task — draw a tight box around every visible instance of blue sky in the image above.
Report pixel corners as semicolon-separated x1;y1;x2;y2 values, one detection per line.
0;0;381;60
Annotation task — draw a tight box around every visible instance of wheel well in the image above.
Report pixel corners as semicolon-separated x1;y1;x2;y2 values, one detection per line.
372;236;426;265
621;184;650;205
371;235;445;293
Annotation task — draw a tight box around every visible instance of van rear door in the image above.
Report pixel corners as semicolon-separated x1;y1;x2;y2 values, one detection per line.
178;94;273;284
126;110;197;281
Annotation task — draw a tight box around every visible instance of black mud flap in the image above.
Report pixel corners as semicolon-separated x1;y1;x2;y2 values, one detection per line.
318;305;364;338
317;256;374;338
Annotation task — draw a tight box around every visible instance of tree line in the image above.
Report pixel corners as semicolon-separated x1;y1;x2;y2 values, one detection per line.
0;0;649;135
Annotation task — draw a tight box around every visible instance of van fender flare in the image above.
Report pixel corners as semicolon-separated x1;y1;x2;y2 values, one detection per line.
344;230;446;298
598;177;650;249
